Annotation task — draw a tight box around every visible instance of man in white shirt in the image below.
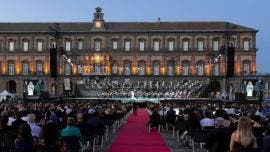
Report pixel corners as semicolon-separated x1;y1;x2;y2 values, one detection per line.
8;113;16;126
200;112;214;128
27;114;42;139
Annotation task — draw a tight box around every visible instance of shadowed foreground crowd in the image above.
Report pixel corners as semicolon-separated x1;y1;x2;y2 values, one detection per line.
1;101;270;152
0;101;131;152
147;102;270;152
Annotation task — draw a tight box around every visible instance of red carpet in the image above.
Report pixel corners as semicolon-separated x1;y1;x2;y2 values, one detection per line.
109;108;170;152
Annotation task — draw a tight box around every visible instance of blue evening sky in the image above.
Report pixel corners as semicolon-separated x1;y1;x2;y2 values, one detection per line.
0;0;269;73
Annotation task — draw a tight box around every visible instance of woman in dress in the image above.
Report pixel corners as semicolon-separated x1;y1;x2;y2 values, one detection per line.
229;117;257;152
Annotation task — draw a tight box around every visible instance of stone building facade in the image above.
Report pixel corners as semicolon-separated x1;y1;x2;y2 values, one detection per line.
0;7;268;100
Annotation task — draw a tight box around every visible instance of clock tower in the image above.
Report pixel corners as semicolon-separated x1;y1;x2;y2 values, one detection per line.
92;7;105;30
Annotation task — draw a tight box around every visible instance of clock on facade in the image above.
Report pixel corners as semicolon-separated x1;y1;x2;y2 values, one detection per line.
95;21;101;28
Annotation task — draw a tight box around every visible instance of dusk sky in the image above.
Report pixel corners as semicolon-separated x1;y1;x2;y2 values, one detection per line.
0;0;269;73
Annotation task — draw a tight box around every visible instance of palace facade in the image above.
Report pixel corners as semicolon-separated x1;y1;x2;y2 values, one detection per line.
1;7;268;99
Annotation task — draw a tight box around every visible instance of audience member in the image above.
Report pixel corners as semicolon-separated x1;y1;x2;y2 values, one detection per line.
229;117;257;152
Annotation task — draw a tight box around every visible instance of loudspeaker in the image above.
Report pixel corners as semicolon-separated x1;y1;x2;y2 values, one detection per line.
227;47;235;77
50;48;57;78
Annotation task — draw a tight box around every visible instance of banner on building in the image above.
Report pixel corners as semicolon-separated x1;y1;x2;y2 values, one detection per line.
64;79;71;91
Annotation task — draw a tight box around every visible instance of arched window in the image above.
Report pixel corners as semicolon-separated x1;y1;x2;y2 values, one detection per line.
196;61;204;76
152;60;160;75
124;60;131;75
182;60;190;76
7;80;16;94
138;60;146;75
167;60;175;75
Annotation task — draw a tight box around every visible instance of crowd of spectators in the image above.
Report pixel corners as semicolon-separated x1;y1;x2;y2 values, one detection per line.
147;101;270;152
82;78;207;99
0;101;131;152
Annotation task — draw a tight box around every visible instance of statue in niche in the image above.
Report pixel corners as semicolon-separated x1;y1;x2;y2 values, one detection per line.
27;81;35;96
246;81;254;97
240;81;247;95
255;80;264;97
34;80;42;96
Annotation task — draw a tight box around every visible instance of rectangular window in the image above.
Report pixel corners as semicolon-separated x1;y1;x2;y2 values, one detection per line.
112;41;118;50
9;42;15;52
183;41;189;51
198;41;204;51
244;40;249;51
183;66;189;76
168;41;174;51
125;41;130;51
65;64;71;75
197;65;204;75
213;40;219;51
154;41;159;51
51;42;56;48
78;41;84;50
243;63;250;75
23;42;29;51
37;63;43;75
8;64;15;75
22;63;29;75
213;64;219;75
65;42;71;51
95;41;101;51
153;66;159;75
139;41;145;51
37;42;43;51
